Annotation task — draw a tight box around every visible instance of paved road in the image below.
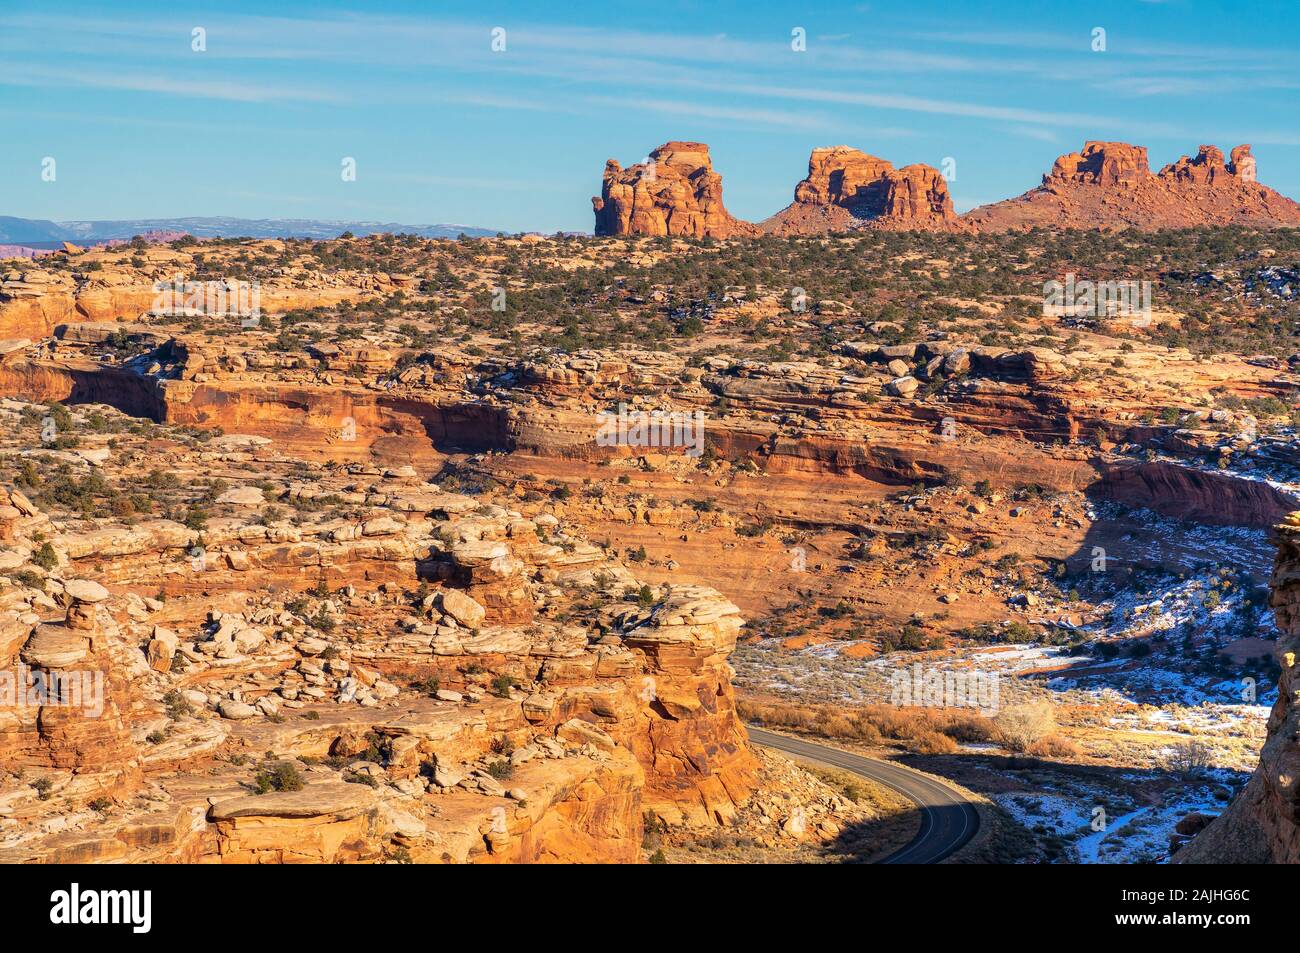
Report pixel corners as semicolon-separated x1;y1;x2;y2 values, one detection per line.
747;726;981;864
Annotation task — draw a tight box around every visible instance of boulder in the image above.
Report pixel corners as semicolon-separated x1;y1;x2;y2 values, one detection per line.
21;625;90;668
146;627;179;672
64;579;109;604
216;486;264;507
439;589;486;628
217;699;258;720
885;376;919;398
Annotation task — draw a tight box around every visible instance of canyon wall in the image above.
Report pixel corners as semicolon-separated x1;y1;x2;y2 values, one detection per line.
0;481;759;863
1176;514;1300;863
1092;460;1300;530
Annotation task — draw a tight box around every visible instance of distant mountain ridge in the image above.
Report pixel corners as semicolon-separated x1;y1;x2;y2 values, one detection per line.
0;216;499;244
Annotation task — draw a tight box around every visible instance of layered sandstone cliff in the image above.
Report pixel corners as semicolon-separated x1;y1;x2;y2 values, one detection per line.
591;142;760;239
0;261;393;340
1175;513;1300;863
762;146;957;234
965;141;1300;230
0;448;760;862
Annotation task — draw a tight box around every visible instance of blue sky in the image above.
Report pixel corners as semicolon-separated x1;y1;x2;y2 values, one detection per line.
2;0;1297;232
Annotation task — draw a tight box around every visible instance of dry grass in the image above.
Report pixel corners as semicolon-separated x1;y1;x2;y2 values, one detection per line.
740;696;997;753
1025;734;1081;758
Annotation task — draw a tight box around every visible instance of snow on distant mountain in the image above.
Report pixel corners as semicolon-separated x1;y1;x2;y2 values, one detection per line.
0;216;499;243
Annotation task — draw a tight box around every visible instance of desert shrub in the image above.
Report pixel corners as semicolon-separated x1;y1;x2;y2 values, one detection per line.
491;674;517;698
910;730;958;755
162;690;192;719
1165;739;1215;777
641;811;668;852
820;714;857;737
253;761;305;794
857;704;913;739
30;542;58;570
308;607;336;633
940;713;998;744
183;506;209;530
737;698;817;731
410;676;441;696
741;698;981;750
847;718;884;745
993;702;1057;753
1026;735;1081;758
8;569;44;589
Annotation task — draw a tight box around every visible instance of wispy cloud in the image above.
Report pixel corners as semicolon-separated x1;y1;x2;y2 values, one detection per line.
385;172;572;193
3;5;1296;228
655;79;1115;127
1003;125;1062;144
583;96;838;132
0;63;344;103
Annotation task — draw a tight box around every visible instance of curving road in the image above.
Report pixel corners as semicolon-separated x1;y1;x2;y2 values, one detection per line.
747;726;980;864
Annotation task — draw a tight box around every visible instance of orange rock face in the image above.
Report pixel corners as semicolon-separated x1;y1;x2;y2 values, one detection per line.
762;146;956;234
793;146;896;207
967;140;1300;230
1176;519;1300;863
1230;144;1257;182
0;579;137;788
592;141;760;239
1047;141;1150;187
884;163;957;223
1159;144;1235;186
586;138;1297;237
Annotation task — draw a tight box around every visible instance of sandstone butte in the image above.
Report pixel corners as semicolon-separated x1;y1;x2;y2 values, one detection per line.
963;141;1300;230
592;141;760;239
761;146;958;235
593;139;1300;237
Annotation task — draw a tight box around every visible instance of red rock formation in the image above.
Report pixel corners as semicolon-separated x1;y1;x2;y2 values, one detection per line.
1230;144;1257;182
1;579;138;788
1047;141;1149;187
966;140;1300;230
585;138;1299;237
1159;144;1233;186
592;142;759;239
762;146;956;234
1175;514;1300;863
793;146;896;208
885;163;956;223
1093;460;1300;530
